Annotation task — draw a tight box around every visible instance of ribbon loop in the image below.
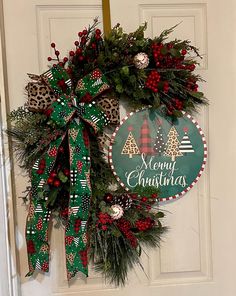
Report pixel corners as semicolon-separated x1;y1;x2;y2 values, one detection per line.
26;66;110;280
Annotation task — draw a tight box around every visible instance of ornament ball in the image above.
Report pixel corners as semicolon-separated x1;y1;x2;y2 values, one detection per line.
110;204;124;220
133;52;149;69
104;193;113;203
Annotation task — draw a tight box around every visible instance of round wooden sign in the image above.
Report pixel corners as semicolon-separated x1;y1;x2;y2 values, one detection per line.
109;109;207;202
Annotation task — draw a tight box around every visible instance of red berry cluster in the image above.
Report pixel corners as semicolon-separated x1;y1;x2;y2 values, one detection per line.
27;240;36;254
186;78;198;92
37;158;46;175
135;217;154;231
88;28;102;51
47;167;69;188
166;98;184;115
48;43;68;67
173;98;184;110
151;42;164;67
117;219;138;248
145;70;161;93
57;78;68;93
130;192;157;211
74;218;81;233
47;171;61;187
163;81;169;93
70;28;102;64
97;212;113;231
151;41;196;72
79;249;88;267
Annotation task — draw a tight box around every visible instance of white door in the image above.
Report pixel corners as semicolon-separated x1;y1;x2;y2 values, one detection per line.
1;0;236;295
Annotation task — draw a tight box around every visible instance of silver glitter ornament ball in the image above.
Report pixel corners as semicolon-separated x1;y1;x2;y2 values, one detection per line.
133;52;149;69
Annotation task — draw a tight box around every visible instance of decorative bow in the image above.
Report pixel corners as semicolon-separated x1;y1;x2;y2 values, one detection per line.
25;66;110;280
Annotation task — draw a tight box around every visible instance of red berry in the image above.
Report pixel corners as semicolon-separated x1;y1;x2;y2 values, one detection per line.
78;32;83;37
44;108;53;117
51;43;56;48
67;68;72;74
141;197;148;203
79;55;84;61
47;177;54;185
69;51;75;56
189;64;196;71
74;41;79;46
181;49;187;55
47;57;52;61
37;169;44;175
76;48;82;55
55;50;60;56
95;28;101;35
151;193;158;199
40;159;45;164
53;179;61;187
58;146;64;153
104;193;113;203
63;168;70;176
81;37;86;44
130;194;137;199
50;171;57;178
91;43;96;49
82;29;88;35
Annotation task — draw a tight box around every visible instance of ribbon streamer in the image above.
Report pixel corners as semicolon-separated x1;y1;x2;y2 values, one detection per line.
25;65;110;280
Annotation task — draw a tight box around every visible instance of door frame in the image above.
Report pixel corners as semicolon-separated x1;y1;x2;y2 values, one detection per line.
0;0;20;295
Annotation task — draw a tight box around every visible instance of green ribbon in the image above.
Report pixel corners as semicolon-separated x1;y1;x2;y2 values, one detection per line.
25;66;110;280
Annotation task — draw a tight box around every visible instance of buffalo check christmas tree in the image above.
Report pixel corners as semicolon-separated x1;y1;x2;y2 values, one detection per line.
139;115;153;155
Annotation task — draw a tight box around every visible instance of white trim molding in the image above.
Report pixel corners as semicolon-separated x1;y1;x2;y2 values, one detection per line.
0;0;21;295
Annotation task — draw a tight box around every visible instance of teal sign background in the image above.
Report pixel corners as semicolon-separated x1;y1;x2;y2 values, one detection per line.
109;109;207;202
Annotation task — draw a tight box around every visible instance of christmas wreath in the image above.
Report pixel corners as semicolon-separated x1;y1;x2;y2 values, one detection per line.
7;18;206;286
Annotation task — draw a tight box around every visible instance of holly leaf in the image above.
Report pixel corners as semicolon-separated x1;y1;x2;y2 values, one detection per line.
116;84;123;93
111;228;122;237
160;46;168;55
173;110;183;117
189;91;204;99
170;48;181;58
46;188;59;207
121;66;129;76
153;94;160;108
155;211;165;218
58;171;68;183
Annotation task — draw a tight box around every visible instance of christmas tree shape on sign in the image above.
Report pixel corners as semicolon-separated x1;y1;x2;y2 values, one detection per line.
164;126;183;161
139;115;154;155
121;126;140;158
179;127;195;154
153;118;165;155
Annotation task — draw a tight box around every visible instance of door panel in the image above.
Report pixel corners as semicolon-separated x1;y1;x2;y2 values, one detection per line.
2;0;236;295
